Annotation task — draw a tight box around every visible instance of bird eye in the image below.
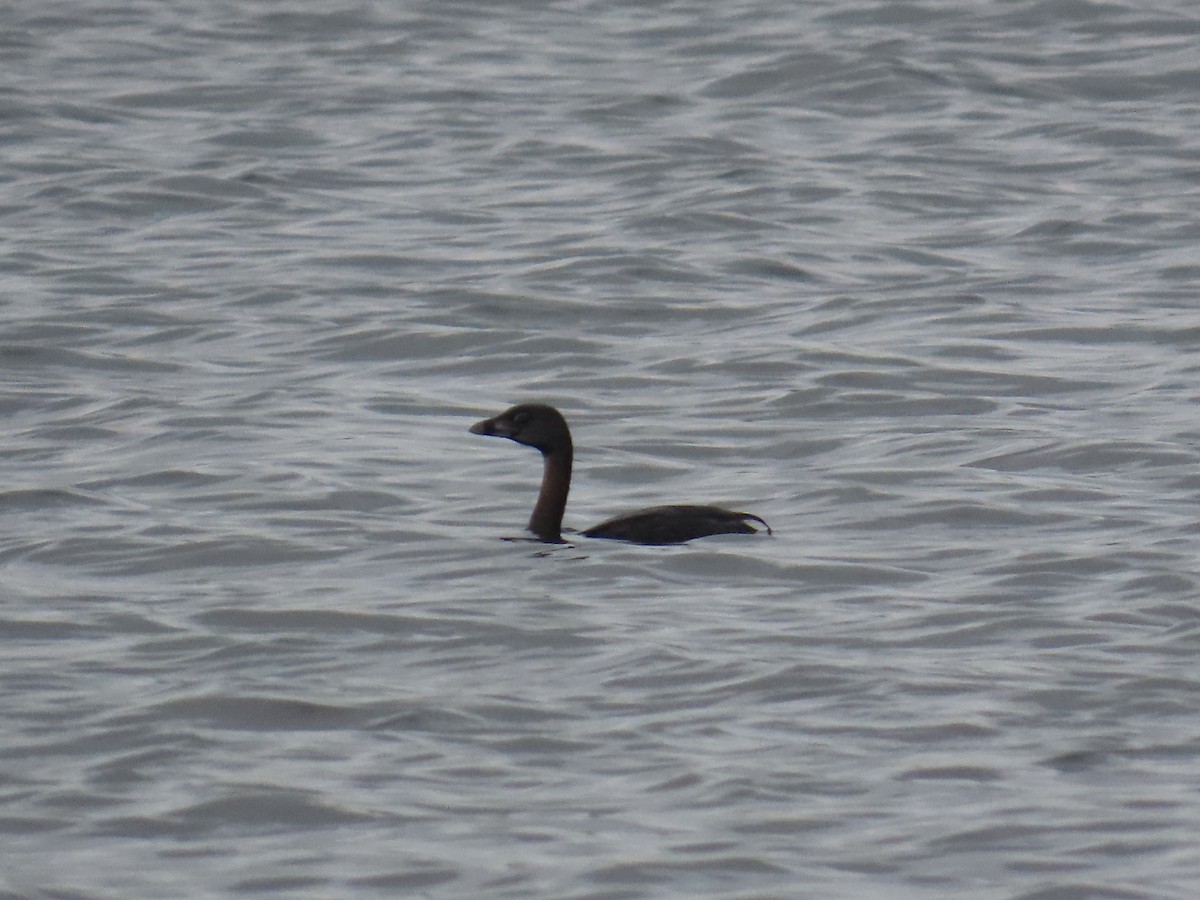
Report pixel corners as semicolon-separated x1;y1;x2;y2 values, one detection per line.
513;411;530;425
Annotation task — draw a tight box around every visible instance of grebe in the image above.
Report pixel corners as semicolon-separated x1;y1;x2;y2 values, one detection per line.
470;403;770;545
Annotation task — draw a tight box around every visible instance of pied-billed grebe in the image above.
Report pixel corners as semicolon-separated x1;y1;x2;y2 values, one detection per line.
470;403;771;545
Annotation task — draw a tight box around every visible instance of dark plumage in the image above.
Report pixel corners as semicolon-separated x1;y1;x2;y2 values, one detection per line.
470;403;770;545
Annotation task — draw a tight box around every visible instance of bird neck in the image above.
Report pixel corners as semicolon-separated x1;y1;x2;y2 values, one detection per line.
529;442;571;542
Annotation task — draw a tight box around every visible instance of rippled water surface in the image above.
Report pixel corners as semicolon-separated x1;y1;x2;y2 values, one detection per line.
4;1;1200;897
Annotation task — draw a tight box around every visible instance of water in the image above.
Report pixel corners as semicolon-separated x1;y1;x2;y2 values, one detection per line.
3;0;1200;897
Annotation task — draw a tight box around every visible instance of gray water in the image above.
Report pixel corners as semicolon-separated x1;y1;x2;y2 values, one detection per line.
4;1;1200;897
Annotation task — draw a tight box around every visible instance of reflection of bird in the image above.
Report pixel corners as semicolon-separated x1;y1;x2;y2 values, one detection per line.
470;404;770;545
